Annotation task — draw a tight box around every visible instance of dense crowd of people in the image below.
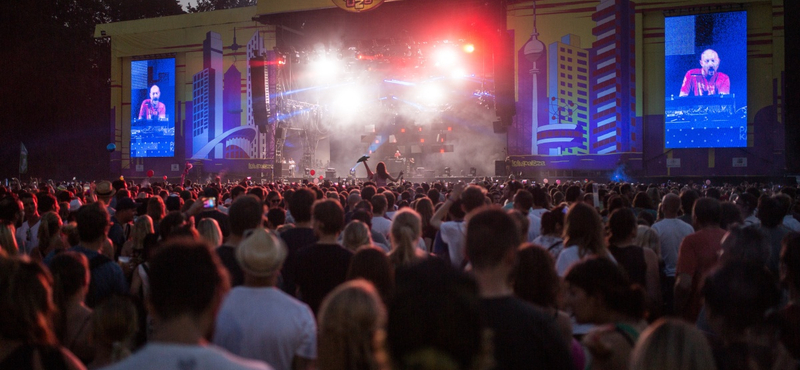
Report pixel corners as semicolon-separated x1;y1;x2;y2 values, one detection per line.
1;172;799;369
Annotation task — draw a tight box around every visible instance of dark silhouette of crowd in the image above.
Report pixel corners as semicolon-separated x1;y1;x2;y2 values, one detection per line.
1;177;799;369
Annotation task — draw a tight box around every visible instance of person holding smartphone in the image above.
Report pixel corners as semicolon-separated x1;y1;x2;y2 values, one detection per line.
195;187;231;242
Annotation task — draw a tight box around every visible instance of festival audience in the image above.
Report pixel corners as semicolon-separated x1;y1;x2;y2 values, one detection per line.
0;177;798;370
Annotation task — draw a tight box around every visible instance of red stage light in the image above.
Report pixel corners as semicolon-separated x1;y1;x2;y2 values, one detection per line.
447;127;452;131
420;138;425;143
418;127;422;132
440;148;445;153
401;128;406;133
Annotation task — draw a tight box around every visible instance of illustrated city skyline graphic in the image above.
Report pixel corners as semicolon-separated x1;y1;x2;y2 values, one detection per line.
185;0;641;163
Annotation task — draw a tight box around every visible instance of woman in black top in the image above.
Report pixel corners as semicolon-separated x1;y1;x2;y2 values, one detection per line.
607;208;661;317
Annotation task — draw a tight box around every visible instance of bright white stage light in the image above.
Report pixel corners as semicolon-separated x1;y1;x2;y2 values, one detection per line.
434;48;458;68
418;84;444;104
450;68;468;79
311;57;339;80
334;85;367;116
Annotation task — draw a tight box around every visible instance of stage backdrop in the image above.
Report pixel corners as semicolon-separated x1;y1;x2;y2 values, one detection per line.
97;0;785;180
506;0;784;177
96;7;278;180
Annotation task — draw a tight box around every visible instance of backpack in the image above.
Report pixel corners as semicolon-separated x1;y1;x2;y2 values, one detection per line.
85;253;113;308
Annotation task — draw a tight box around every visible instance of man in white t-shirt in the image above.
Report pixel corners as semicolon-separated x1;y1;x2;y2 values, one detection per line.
105;239;271;370
15;193;40;255
652;193;696;278
431;183;487;268
369;194;392;240
214;228;316;370
650;193;694;315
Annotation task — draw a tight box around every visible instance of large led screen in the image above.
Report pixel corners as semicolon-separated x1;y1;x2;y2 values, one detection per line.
131;58;176;157
664;11;747;149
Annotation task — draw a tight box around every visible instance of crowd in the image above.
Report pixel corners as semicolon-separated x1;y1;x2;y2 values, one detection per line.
1;173;799;370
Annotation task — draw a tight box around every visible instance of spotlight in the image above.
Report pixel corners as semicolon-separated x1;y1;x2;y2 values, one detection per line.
434;48;458;67
463;44;475;53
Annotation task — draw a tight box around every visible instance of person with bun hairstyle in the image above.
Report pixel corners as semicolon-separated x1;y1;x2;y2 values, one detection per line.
565;257;648;370
606;208;661;315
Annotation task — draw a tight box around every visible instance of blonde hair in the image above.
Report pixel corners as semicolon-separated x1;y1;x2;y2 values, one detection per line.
634;225;660;257
197;218;223;248
343;221;372;252
37;212;63;251
629;318;716;370
0;222;18;256
388;208;422;267
318;279;387;370
131;215;154;251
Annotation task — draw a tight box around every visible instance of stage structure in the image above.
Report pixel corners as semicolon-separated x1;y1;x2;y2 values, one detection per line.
96;0;786;181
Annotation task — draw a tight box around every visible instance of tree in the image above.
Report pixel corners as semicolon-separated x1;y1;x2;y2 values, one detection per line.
187;0;256;12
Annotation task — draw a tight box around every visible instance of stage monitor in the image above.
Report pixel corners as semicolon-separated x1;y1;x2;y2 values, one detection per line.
664;11;747;149
130;58;176;157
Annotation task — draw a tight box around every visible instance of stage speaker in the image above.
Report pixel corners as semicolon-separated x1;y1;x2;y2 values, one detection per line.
495;32;516;126
273;162;282;178
251;57;270;128
325;169;336;180
787;0;800;173
495;160;507;176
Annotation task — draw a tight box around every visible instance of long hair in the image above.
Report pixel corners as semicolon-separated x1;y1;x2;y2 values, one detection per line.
197;218;223;248
0;257;58;345
563;202;606;258
629;318;717;370
318;279;387;370
37;211;63;252
514;244;560;308
376;162;389;178
0;221;18;256
414;197;434;230
50;252;89;341
131;215;154;251
388;208;422;267
348;247;395;303
146;197;165;223
91;296;138;364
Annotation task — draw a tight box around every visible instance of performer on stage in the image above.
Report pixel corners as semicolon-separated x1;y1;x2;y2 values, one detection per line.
679;49;730;97
361;158;402;187
138;85;167;120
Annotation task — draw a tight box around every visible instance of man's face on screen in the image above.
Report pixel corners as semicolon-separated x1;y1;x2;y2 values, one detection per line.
150;85;161;103
700;50;720;76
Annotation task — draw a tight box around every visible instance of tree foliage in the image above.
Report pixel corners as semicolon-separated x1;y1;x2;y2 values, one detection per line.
0;0;184;179
187;0;256;13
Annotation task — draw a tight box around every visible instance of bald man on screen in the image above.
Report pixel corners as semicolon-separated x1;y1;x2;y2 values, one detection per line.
679;49;730;97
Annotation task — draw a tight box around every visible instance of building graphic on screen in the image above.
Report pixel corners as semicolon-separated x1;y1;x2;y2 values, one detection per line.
590;0;639;154
188;29;273;161
540;34;590;155
514;0;641;165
